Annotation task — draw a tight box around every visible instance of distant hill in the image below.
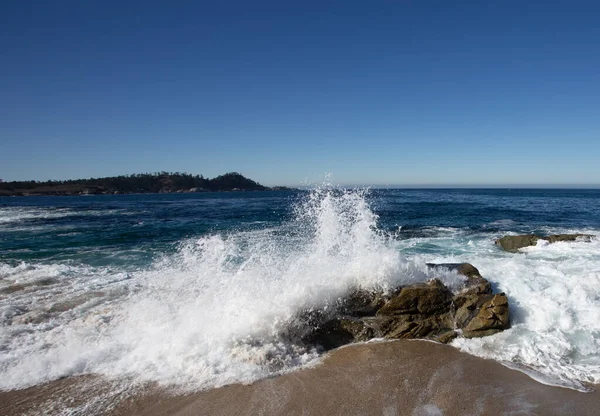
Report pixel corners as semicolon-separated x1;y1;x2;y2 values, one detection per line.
0;172;294;196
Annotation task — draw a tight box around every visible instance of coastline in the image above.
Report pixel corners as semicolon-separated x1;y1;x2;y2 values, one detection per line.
0;188;297;197
0;172;295;197
2;340;598;416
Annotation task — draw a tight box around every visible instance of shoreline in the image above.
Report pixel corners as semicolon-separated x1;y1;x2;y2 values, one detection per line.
0;172;294;197
1;340;598;415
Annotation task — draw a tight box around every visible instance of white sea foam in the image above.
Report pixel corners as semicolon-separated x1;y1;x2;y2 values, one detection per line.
411;232;600;391
449;236;600;391
0;189;427;392
0;207;128;227
1;189;599;396
0;207;80;225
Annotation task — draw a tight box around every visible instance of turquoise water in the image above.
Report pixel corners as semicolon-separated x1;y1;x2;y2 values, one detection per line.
1;188;600;395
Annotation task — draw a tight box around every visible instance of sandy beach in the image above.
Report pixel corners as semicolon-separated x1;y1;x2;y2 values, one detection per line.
2;340;598;415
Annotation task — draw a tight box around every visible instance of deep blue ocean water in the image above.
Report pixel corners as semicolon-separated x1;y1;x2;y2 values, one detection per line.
2;189;599;267
1;188;600;398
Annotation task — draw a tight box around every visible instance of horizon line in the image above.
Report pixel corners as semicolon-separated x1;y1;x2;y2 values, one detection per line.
291;184;600;189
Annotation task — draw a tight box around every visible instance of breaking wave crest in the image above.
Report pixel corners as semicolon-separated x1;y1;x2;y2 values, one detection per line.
0;188;425;392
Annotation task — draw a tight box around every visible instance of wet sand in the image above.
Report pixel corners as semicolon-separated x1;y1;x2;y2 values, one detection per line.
2;340;599;415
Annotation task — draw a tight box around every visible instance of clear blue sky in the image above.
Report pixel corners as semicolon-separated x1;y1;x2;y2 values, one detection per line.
1;1;599;186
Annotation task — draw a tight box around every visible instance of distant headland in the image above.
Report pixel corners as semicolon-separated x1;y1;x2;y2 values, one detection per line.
0;172;295;196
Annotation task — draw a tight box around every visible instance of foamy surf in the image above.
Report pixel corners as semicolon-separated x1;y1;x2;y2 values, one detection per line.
451;236;600;392
0;188;599;397
0;189;412;392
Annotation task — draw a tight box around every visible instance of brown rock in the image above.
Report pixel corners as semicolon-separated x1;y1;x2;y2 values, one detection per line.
427;262;482;279
545;234;593;244
438;330;459;344
302;318;374;350
427;263;492;295
495;235;540;252
377;279;452;316
453;294;483;328
293;265;511;350
464;276;493;296
340;288;386;317
495;234;593;253
462;329;503;339
383;312;455;341
464;294;510;334
392;321;431;339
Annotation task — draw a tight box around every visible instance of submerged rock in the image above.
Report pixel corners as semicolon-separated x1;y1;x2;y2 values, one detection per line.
294;263;510;350
0;284;26;294
495;234;593;253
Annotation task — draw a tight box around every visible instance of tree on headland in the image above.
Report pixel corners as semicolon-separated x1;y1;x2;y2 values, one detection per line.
0;172;289;196
210;172;264;191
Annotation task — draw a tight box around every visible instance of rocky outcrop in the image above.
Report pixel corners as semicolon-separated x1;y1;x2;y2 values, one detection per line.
290;263;510;351
427;263;492;295
495;234;593;252
377;279;452;316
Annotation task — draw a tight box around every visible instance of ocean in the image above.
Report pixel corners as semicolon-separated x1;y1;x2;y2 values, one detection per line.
1;187;600;401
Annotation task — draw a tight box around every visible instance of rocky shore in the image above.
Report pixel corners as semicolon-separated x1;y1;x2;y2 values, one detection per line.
285;263;510;352
284;232;596;352
1;232;598;415
495;233;593;252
